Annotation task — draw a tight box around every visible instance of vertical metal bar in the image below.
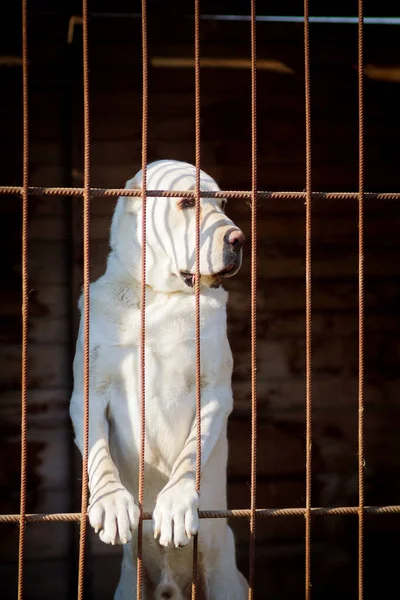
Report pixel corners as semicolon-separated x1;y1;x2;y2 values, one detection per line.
192;0;201;598
137;0;148;597
303;1;312;598
248;0;258;598
18;0;29;597
358;1;365;599
61;39;81;599
77;0;91;597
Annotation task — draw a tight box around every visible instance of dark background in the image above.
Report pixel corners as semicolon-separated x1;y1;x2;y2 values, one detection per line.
1;1;400;598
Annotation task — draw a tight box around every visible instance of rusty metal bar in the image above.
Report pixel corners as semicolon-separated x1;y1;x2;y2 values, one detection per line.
3;2;398;597
303;1;312;598
18;1;29;598
191;1;201;598
358;2;365;599
3;505;400;524
77;0;91;598
1;185;400;201
248;0;258;598
136;0;148;598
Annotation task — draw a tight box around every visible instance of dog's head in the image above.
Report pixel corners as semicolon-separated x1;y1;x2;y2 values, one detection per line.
110;160;244;293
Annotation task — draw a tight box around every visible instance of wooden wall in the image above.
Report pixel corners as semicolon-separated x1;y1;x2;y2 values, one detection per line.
1;6;400;599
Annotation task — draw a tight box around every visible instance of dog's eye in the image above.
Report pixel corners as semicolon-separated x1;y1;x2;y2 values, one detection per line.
177;198;196;209
220;200;227;212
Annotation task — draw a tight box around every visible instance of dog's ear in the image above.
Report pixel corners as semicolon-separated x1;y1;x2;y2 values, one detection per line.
123;172;143;213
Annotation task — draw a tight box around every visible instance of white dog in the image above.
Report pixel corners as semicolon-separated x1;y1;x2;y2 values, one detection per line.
70;160;248;599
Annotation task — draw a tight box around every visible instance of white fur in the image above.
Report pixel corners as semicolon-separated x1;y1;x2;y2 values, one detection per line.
70;160;248;599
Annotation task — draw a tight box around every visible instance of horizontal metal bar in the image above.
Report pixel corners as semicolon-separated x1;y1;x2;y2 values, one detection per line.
1;185;400;201
200;15;400;26
91;13;400;26
1;505;400;524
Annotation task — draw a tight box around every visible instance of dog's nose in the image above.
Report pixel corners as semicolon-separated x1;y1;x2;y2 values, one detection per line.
225;229;245;252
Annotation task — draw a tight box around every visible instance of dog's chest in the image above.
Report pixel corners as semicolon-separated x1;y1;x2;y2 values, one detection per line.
114;328;218;399
105;290;229;473
115;290;226;355
108;293;227;414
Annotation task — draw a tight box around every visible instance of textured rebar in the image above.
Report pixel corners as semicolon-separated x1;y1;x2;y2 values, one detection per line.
1;185;400;201
3;505;400;525
192;1;201;598
136;0;148;598
18;1;29;597
303;1;312;598
6;3;398;596
248;0;258;598
77;1;91;598
358;2;365;599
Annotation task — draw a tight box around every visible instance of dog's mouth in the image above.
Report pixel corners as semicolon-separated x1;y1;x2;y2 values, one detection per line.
180;271;198;288
180;255;242;288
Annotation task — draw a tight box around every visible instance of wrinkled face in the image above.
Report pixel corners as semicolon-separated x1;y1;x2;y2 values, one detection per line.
142;193;244;289
112;160;244;292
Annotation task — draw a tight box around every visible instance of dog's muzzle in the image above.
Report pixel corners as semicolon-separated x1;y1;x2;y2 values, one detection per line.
180;228;244;288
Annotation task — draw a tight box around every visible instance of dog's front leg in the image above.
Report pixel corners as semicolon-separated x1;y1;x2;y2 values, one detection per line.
70;341;140;545
71;392;140;545
153;387;231;548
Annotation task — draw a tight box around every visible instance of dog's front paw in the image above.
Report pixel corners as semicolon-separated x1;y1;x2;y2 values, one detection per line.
153;481;199;548
88;484;140;545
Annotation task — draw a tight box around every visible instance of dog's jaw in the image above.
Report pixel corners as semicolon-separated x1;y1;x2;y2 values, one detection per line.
178;250;242;290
